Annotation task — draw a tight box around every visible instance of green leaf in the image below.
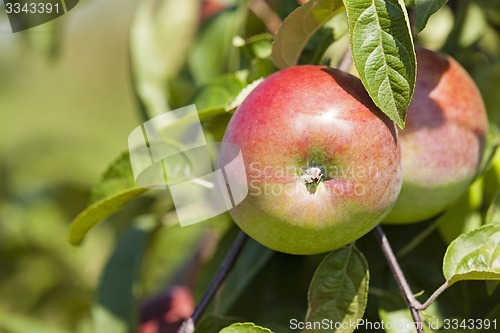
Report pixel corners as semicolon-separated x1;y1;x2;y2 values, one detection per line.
193;74;246;112
415;0;448;33
189;5;247;84
196;316;243;333
298;22;336;66
271;0;345;68
93;216;155;333
301;12;349;67
305;244;369;333
89;152;140;204
226;78;265;111
68;153;146;245
130;0;201;119
443;224;500;285
238;33;274;60
343;0;416;128
70;102;239;248
219;322;274;333
486;190;500;225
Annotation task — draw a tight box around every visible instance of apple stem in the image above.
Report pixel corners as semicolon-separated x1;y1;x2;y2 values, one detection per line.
373;225;425;333
177;231;249;333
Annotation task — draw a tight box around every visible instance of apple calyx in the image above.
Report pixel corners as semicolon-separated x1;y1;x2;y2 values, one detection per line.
301;166;324;194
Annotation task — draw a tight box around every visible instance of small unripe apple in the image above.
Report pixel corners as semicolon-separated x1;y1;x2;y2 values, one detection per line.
384;47;489;223
221;66;402;255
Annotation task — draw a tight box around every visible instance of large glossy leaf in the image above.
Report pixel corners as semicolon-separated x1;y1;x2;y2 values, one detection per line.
93;216;155;333
305;244;369;333
271;0;345;68
68;153;146;245
415;0;448;33
443;224;500;285
130;0;200;119
219;323;274;333
343;0;416;128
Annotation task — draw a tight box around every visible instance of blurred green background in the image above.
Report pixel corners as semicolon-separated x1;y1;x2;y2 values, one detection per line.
0;0;141;331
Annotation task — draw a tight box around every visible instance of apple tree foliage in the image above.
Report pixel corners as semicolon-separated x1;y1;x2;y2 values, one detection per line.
66;0;500;332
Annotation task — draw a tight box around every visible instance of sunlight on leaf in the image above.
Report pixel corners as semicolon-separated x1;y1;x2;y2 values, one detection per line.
219;322;274;333
68;153;146;245
443;224;500;285
343;0;416;128
271;0;345;68
415;0;449;33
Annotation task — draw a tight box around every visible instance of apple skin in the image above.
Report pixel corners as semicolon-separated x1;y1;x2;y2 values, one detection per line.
384;48;489;224
221;66;402;255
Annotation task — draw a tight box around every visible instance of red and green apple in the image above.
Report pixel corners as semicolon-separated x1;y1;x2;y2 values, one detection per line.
384;48;489;223
221;66;402;254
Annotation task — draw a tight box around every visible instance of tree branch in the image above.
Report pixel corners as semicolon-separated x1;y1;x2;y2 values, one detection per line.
373;225;424;333
249;0;282;35
338;46;353;72
417;280;450;310
177;231;249;333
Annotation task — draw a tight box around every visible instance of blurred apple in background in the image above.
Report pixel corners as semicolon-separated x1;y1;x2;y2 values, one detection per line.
384;47;489;224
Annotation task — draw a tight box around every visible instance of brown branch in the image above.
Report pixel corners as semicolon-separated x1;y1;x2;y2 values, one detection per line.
373;225;424;333
417;280;450;310
338;46;353;72
249;0;283;35
177;231;249;333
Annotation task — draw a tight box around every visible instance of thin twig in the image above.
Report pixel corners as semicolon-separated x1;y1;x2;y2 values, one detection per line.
177;231;249;333
417;280;450;310
249;0;283;35
373;225;424;333
338;47;353;72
